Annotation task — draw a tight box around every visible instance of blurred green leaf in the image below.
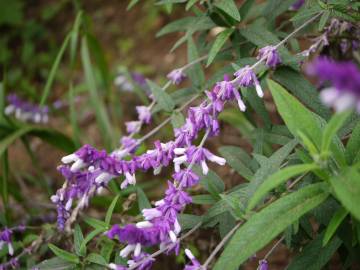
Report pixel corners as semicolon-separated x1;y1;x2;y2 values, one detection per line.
105;195;120;225
213;183;329;270
171;111;185;129
287;233;342;270
329;167;360;221
194;166;224;197
322;207;348;246
86;253;108;266
248;163;319;211
147;80;175;112
178;214;202;230
0;0;23;25
207;29;234;66
34;257;76;270
137;187;151;211
345;121;360;164
74;224;85;256
219;146;254;181
187;37;205;88
49;244;80;264
214;0;241;21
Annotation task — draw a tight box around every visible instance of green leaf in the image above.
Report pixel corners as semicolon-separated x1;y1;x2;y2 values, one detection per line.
329;167;360;221
240;23;280;47
185;0;198;10
33;257;76;270
48;244;80;264
83;217;108;230
86;253;108;266
214;0;241;21
192;194;217;205
321;110;351;154
178;214;202;230
171;111;185;129
245;139;298;200
74;224;85;256
213;183;329;270
247;163;319;211
187;37;205;88
40;34;70;106
105;195;120;225
287;233;342;270
81;36;113;149
273;68;331;119
345;121;360;164
80;228;106;254
239;0;256;20
267;79;345;166
137;187;151;211
218;146;254;181
127;0;141;10
322;207;348;246
194;166;225;196
0;150;9;210
147;80;175;112
318;10;330;30
207;29;234;66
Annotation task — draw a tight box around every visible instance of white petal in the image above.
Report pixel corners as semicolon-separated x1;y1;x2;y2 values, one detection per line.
201;160;209;175
65;198;73;211
4;105;15;115
120;244;136;258
174;218;181;234
169;230;177;243
95;172;113;184
238;99;246;112
8;243;14;256
50;195;59;203
320;87;339;106
185;249;195;260
255;83;264;98
71;159;86;172
334;93;355;112
174;148;186;155
61;154;78;164
134;243;141;257
136;221;153;228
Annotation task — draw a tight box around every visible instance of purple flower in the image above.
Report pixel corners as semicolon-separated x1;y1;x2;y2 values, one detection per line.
258;259;268;270
167;69;186;85
108;263;127;270
307;57;360;112
234;66;264;98
257;46;281;68
126;121;141;134
173;146;226;174
184;249;203;270
290;0;304;10
213;75;246;111
120;136;139;155
128;252;155;270
173;169;199;188
136;106;152;124
0;228;13;255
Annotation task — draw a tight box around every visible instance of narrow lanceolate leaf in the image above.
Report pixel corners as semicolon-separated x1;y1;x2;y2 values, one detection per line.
105;195;120;225
345;121;360;164
267;79;345;166
213;183;329;270
147;80;175;112
40;34;71;106
86;253;108;266
218;146;254;181
287;233;342;270
323;207;348;246
206;29;234;66
214;0;241;21
137;187;151;211
81;37;113;149
247;163;319;211
321;110;351;155
329;167;360;221
74;224;85;256
48;244;80;264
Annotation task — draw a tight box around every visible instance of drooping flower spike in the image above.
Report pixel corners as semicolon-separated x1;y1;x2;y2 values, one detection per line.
234;66;264;98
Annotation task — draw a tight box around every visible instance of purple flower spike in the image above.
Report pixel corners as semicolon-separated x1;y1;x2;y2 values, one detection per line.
258;46;281;68
307;57;360;112
234;66;264;98
167;69;186;85
136;106;152;124
258;259;269;270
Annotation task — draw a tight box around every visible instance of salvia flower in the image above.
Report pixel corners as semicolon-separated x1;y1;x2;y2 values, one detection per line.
167;69;186;85
0;228;13;256
234;66;264;98
136;106;152;124
257;259;269;270
214;75;246;111
257;46;281;68
184;249;203;270
290;0;304;10
307;57;360;112
5;94;49;124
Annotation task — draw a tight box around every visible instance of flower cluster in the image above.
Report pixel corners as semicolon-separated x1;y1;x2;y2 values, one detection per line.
167;69;186;85
4;94;49;123
0;226;25;257
53;45;279;269
307;57;360;112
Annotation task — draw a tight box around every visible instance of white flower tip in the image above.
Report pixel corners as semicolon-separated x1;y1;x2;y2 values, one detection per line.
169;231;177;243
201;160;209;175
134;243;142;257
50;195;59;203
255;84;264;98
61;153;77;164
185;249;195;260
8;243;14;256
136;221;153;229
238;100;246;112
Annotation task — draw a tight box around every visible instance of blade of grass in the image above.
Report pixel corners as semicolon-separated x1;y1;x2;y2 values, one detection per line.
40;33;71;106
81;36;113;149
